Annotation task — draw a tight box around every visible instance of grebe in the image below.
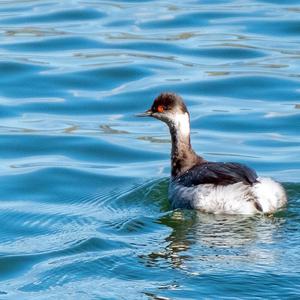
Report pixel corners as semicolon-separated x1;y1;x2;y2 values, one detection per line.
137;92;287;214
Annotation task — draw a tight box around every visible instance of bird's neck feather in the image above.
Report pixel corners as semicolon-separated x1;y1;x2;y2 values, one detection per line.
168;113;202;177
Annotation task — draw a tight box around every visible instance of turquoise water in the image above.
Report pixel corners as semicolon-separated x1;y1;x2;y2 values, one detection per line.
0;0;300;298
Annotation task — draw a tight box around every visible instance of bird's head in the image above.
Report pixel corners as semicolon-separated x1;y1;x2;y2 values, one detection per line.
137;93;189;130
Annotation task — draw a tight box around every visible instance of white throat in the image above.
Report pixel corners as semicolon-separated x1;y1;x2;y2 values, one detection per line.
174;112;190;138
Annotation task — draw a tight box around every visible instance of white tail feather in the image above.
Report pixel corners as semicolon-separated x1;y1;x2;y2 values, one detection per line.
252;177;287;213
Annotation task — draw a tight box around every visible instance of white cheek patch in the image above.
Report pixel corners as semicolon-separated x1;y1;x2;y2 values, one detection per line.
175;113;190;137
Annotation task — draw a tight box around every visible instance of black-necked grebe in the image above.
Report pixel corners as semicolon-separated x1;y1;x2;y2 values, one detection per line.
137;92;287;214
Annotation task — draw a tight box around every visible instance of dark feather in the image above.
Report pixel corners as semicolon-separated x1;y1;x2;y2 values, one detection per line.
175;162;258;187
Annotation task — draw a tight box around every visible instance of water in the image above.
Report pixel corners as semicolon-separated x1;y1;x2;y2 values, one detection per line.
0;0;299;298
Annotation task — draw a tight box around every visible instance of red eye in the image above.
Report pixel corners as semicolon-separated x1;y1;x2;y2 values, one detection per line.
157;105;164;113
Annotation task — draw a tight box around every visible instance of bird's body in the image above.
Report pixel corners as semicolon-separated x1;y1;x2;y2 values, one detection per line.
138;93;287;214
169;174;286;214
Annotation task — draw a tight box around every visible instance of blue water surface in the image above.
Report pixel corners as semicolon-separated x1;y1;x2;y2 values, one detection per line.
0;0;300;299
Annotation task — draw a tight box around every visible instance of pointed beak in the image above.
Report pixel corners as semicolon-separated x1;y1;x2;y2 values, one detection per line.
135;109;152;117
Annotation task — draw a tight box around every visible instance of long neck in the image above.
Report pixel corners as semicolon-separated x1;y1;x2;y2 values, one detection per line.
168;113;202;177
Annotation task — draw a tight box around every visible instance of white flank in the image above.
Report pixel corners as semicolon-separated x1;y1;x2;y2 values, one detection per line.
169;177;287;214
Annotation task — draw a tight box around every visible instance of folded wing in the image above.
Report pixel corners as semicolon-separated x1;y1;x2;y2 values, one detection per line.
176;162;258;187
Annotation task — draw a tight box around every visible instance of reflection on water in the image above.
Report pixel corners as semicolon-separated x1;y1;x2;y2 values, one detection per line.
143;210;286;272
